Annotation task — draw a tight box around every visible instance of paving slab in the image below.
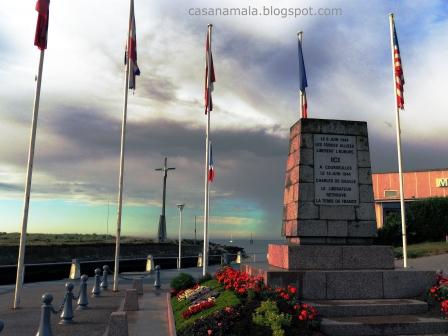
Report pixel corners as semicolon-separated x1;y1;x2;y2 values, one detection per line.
0;264;221;335
0;279;123;336
127;289;170;336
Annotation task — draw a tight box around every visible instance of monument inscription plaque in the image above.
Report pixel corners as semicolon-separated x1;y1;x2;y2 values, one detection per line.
313;134;359;205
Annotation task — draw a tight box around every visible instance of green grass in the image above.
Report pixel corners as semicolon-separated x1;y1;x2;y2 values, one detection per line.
171;279;241;333
394;241;448;259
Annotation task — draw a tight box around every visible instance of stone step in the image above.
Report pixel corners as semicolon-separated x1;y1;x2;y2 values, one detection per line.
242;263;436;300
320;314;448;336
306;299;428;317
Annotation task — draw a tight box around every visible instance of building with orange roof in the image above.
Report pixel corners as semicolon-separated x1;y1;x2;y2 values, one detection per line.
372;169;448;228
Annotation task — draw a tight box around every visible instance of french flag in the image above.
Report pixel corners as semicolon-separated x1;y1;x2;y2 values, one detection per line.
208;142;215;183
125;0;140;90
34;0;50;50
298;36;308;118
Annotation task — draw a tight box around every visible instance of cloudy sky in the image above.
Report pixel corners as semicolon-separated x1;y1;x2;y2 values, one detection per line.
0;0;447;239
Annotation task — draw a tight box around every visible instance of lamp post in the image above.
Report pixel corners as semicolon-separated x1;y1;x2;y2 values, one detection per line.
177;203;185;269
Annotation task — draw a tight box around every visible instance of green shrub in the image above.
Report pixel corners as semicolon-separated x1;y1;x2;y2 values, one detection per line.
170;273;195;291
377;198;448;246
252;300;291;336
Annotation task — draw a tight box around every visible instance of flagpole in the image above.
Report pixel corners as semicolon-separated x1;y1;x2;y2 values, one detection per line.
13;49;45;309
113;0;132;291
298;31;304;119
389;13;408;268
203;24;212;276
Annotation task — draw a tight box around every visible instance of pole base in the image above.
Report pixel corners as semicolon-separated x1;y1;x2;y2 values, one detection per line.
76;305;89;310
59;318;74;325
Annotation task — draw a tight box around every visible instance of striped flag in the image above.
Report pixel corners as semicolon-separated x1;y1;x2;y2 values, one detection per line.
125;0;140;90
204;30;216;114
208;142;215;182
34;0;50;50
392;21;405;109
298;36;308;118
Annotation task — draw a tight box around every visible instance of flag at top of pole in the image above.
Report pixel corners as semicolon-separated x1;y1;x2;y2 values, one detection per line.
392;18;405;109
297;32;308;119
388;13;408;268
208;142;215;182
125;0;140;90
34;0;50;50
205;28;216;114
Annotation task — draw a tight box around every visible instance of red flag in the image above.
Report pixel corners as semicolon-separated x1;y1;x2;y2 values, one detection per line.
204;30;215;114
125;0;140;90
34;0;50;50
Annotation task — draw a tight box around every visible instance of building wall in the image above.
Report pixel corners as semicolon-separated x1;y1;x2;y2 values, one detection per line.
372;169;448;227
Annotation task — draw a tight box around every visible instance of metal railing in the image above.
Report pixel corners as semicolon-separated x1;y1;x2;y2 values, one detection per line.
0;253;251;269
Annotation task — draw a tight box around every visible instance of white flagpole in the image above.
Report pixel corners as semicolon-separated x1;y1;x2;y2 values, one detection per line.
298;31;304;119
203;24;212;276
389;13;408;268
13;49;45;309
113;0;132;291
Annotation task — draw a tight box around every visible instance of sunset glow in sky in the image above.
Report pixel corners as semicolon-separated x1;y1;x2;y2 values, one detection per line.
0;0;447;239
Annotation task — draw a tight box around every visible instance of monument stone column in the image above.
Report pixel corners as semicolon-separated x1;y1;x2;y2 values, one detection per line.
244;118;434;302
268;118;394;270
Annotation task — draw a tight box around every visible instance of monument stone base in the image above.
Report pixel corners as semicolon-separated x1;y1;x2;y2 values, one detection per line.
242;263;435;300
246;118;446;335
267;243;394;270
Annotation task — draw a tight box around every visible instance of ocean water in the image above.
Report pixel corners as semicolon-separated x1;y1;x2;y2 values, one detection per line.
211;238;286;262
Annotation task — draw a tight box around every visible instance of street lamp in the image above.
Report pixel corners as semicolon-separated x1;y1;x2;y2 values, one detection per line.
177;203;185;269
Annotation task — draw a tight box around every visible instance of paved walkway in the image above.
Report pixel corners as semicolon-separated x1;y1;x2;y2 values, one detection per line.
2;255;444;336
127;288;170;336
0;279;124;336
0;265;220;335
395;253;448;271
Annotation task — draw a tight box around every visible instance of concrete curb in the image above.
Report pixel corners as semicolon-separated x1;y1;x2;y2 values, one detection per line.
166;293;177;336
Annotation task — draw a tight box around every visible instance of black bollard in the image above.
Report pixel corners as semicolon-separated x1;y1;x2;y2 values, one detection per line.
154;265;161;289
0;320;3;333
35;293;58;336
100;265;110;290
60;283;77;325
77;274;89;310
92;268;102;297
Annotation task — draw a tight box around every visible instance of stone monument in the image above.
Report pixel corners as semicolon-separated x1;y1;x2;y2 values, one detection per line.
269;118;394;272
242;118;448;335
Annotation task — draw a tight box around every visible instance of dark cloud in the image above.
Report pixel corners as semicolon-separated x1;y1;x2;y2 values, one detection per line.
136;72;178;103
0;182;22;192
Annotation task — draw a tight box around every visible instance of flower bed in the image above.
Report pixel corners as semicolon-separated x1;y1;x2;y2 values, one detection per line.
182;297;216;319
171;267;320;335
428;272;448;318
